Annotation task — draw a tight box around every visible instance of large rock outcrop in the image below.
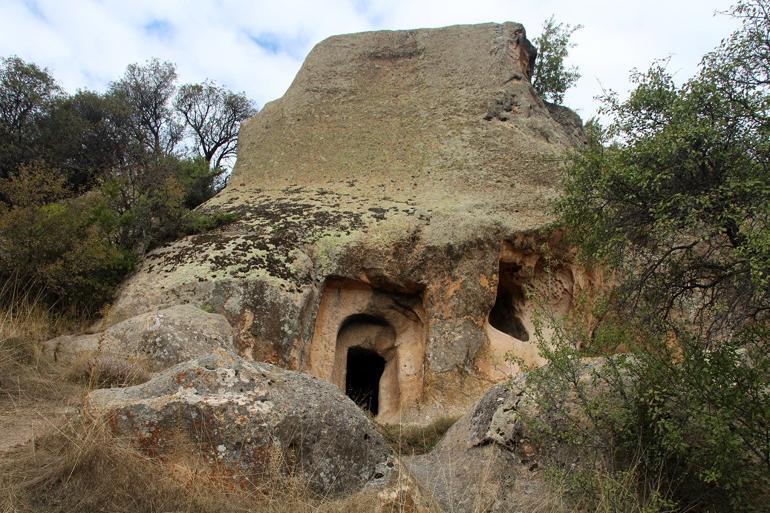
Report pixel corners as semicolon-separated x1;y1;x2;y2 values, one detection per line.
79;22;600;424
86;351;396;496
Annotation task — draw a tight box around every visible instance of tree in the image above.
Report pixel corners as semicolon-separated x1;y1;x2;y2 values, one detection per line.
557;1;769;338
0;56;236;315
542;3;770;509
175;81;256;172
109;59;182;157
0;56;61;178
532;16;582;105
38;90;134;190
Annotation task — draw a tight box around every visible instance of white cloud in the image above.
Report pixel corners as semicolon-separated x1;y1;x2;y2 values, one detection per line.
0;0;739;117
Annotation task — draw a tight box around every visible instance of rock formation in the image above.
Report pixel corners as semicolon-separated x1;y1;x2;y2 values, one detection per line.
406;357;617;512
67;22;597;424
44;304;234;370
86;351;396;496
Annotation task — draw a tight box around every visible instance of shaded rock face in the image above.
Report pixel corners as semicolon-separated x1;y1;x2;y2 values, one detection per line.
91;22;596;423
407;358;615;512
44;305;234;371
86;351;395;496
407;381;540;513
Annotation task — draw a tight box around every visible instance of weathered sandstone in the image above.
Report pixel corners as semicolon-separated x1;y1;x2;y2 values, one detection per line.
60;22;598;424
44;304;234;370
86;351;396;495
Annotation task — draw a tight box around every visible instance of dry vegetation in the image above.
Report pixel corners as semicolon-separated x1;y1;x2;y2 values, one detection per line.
379;417;459;456
0;416;412;513
0;281;424;513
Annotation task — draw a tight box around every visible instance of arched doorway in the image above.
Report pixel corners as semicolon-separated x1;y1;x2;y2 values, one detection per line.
306;278;427;423
345;346;386;414
334;314;398;418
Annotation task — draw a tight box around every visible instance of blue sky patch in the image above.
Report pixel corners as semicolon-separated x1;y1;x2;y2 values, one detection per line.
144;19;174;39
247;31;310;58
251;32;282;54
23;0;46;21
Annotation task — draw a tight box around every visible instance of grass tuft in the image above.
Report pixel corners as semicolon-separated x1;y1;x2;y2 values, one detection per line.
379;417;459;456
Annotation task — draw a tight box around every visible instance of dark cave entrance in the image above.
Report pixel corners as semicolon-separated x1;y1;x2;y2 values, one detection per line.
345;346;386;415
489;262;530;341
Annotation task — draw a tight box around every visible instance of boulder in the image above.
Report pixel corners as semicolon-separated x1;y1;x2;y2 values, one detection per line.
85;351;396;496
44;305;234;370
406;382;541;513
407;358;615;512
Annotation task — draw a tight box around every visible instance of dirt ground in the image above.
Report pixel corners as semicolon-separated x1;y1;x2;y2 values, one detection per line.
0;398;78;454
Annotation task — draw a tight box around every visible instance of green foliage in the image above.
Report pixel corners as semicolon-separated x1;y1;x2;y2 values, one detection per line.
100;155;229;253
521;319;770;512
556;1;770;336
0;54;248;316
37;90;133;190
530;2;770;511
0;56;61;179
109;58;183;157
0;191;133;315
0;161;71;207
532;16;582;105
175;156;220;208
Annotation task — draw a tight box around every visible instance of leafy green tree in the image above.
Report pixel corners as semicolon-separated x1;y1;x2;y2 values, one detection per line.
38;90;134;190
0;56;61;178
558;1;769;337
529;1;770;511
109;59;182;157
532;16;582;105
0;54;250;315
175;81;256;173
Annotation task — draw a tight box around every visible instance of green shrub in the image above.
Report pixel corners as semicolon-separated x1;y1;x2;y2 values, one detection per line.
0;191;132;316
0;161;71;207
533;3;770;510
519;318;770;512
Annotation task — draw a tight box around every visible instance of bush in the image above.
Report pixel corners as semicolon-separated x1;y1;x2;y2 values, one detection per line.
532;16;582;105
0;191;133;316
0;161;71;207
519;316;770;512
533;4;770;510
0;155;234;317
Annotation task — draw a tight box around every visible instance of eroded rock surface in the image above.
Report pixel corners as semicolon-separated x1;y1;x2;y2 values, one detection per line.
83;22;597;423
406;381;539;513
44;304;234;370
86;351;395;495
408;358;616;512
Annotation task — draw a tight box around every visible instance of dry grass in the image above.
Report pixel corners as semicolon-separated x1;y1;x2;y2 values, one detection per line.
65;353;150;388
0;281;83;403
380;417;459;456
0;414;428;513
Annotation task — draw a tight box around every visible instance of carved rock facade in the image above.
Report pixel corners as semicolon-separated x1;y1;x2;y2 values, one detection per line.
70;22;598;424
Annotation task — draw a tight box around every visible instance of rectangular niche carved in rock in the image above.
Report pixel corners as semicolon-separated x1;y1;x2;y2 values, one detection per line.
306;278;426;423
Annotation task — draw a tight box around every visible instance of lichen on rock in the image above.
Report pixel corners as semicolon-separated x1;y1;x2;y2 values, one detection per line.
62;21;595;425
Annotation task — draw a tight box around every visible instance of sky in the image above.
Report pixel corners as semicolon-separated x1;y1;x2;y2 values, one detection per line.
0;0;740;120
